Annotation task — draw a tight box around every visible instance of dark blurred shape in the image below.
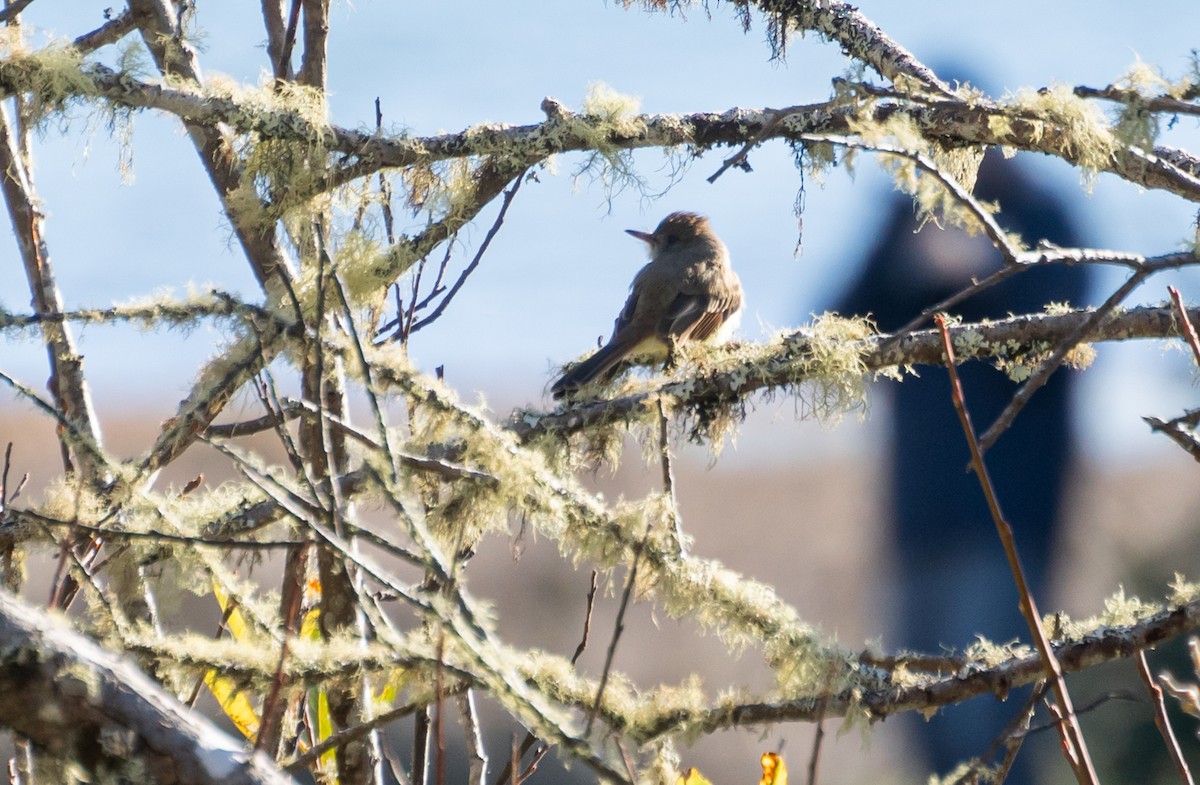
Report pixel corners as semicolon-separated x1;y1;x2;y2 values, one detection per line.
835;149;1089;783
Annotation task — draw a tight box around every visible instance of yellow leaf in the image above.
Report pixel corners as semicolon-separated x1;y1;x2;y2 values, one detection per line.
205;581;260;739
203;671;260;739
676;767;714;785
760;752;787;785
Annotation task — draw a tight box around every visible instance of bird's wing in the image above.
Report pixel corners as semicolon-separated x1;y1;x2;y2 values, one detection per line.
659;285;742;341
611;287;641;338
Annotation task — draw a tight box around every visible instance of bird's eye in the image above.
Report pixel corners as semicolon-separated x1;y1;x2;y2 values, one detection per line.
665;234;678;245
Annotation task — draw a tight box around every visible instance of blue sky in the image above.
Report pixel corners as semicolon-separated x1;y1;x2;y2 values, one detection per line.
3;1;1200;464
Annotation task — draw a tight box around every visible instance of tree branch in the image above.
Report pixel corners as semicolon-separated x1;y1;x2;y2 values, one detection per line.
516;304;1200;443
0;590;298;784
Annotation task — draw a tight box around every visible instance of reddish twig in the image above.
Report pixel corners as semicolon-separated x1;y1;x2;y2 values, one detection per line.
1169;286;1200;368
1137;650;1195;785
806;662;840;785
934;314;1098;785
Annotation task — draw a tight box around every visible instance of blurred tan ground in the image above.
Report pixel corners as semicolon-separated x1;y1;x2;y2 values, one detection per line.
2;399;1198;785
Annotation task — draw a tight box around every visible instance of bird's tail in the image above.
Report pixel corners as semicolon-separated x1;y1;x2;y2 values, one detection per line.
551;338;639;399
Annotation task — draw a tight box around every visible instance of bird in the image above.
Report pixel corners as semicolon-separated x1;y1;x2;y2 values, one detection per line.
551;211;743;399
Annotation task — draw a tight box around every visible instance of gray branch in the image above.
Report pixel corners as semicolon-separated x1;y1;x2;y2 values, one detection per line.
0;590;297;784
515;304;1199;443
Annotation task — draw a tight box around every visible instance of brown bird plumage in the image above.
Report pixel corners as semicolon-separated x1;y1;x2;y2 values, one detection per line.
551;212;743;399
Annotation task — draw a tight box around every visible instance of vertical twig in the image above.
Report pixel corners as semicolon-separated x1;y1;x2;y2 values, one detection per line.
587;522;652;734
1137;650;1195;785
934;314;1099;785
805;662;840;785
413;706;431;785
434;631;446;785
493;571;597;785
655;399;686;555
458;691;488;785
276;0;302;81
1169;286;1200;367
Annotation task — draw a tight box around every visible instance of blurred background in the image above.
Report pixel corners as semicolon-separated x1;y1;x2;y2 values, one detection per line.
3;2;1200;783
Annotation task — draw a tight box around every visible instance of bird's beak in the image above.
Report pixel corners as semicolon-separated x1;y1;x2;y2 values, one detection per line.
625;229;655;244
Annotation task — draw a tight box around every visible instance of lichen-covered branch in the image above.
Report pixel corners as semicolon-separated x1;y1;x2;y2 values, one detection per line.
3;49;1199;202
633;596;1200;741
0;104;106;483
725;0;954;95
0;590;298;785
515;304;1200;443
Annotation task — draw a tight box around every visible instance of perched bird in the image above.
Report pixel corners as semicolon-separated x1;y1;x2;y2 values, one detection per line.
551;211;743;399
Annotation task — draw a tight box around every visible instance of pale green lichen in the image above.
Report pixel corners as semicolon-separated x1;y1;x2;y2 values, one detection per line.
568;82;650;201
1003;85;1118;188
848;113;988;237
1169;573;1200;605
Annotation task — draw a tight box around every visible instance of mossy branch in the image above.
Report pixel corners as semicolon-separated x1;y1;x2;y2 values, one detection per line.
516;303;1200;443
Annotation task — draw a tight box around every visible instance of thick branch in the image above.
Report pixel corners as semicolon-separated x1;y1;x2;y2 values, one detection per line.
634;598;1200;741
126;0;295;296
4;52;1199;202
731;0;953;96
0;105;106;483
515;304;1199;442
0;590;297;784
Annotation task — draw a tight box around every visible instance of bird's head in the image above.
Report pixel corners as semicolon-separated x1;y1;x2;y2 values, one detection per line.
626;211;712;255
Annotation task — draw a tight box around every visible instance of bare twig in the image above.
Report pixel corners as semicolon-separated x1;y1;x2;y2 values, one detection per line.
799;132;1021;264
935;314;1097;785
806;662;841;785
284;694;450;773
72;9;137;52
977;268;1150;454
586;518;653;735
1137;650;1195;785
1144;411;1200;462
493;571;597;785
951;682;1049;785
1169;286;1200;368
459;690;488;785
408;173;526;334
0;0;34;24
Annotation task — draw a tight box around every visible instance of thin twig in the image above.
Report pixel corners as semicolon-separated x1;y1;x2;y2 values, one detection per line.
1169;286;1200;368
1075;85;1200;118
800;132;1021;264
493;571;597;785
459;691;488;785
977;268;1150;454
951;682;1049;785
806;661;840;785
408;173;525;333
284;694;452;773
656;399;685;556
1137;650;1195;785
1144;412;1200;462
586;518;653;734
935;314;1098;785
0;0;34;24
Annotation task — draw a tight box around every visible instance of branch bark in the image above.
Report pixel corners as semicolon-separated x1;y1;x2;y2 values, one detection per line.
0;590;298;785
516;304;1200;443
